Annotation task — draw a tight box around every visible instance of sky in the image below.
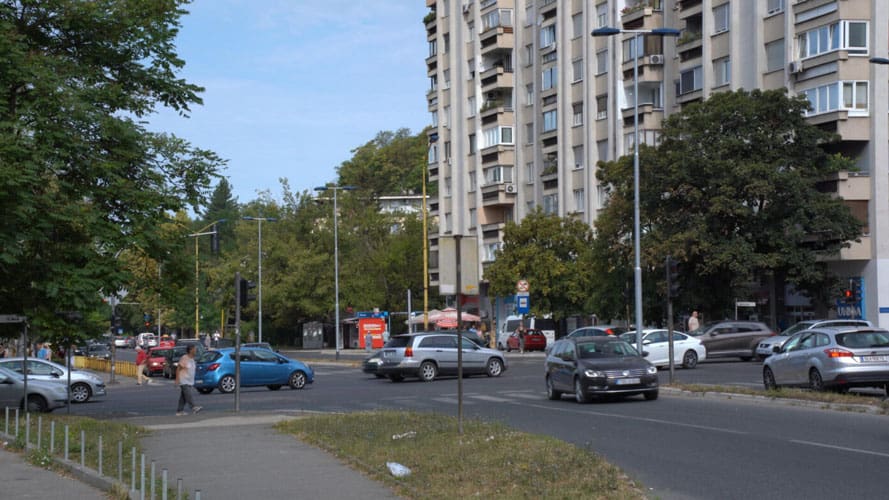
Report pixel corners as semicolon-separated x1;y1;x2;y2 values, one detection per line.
148;0;430;206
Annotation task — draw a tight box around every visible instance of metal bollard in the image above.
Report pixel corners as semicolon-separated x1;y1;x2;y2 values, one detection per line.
162;469;168;500
80;429;85;468
14;408;19;437
131;447;136;492
150;460;156;500
37;416;42;449
64;425;69;461
177;478;182;500
98;435;103;476
4;407;8;435
140;453;146;500
50;421;55;453
118;441;123;483
25;413;30;447
195;490;201;500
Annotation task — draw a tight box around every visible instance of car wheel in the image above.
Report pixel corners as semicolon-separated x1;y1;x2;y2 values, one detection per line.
809;368;824;391
682;350;698;369
763;367;777;390
418;361;438;382
71;383;91;404
197;387;214;394
25;394;48;413
267;385;282;391
288;371;307;390
485;358;504;377
546;376;562;401
218;375;236;394
388;374;404;382
574;377;590;404
644;390;659;401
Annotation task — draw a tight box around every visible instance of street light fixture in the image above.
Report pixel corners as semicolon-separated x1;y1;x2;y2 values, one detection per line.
592;26;680;352
242;216;278;344
314;185;357;360
188;219;225;339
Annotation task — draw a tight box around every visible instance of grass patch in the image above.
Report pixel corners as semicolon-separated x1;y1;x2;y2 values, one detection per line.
667;383;889;413
277;410;644;500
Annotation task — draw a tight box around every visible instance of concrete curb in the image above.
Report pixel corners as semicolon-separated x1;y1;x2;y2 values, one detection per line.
661;386;888;415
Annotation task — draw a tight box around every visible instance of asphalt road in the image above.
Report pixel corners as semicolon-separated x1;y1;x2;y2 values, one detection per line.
69;350;889;499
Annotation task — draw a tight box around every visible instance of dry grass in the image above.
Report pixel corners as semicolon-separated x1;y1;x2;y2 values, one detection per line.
667;383;889;413
277;410;645;500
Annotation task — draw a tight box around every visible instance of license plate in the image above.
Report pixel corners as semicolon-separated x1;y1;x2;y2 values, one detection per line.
861;355;889;362
615;377;640;385
382;350;394;358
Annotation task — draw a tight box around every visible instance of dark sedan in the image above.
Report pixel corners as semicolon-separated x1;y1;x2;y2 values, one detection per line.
545;337;658;403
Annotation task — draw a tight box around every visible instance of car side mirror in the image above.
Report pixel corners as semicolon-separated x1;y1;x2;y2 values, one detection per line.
772;345;782;353
642;351;650;357
642;340;651;345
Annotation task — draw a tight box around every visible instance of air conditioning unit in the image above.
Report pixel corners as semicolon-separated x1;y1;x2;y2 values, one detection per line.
504;183;516;194
648;54;664;65
789;60;803;74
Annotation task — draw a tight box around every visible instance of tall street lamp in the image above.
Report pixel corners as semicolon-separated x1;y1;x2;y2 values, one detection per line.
242;216;277;344
314;185;357;360
592;26;680;351
189;219;225;339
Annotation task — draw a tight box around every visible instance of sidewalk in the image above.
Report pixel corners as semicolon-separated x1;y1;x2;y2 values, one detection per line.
0;444;107;500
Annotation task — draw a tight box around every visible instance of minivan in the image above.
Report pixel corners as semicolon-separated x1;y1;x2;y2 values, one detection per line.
497;315;556;349
136;332;158;349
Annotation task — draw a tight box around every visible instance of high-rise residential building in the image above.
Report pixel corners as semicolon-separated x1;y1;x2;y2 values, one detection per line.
423;0;889;328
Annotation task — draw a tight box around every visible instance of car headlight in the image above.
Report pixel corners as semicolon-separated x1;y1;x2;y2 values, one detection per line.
368;358;382;365
584;369;604;378
647;366;658;375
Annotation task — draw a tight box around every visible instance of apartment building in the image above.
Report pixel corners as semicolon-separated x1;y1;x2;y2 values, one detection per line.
423;0;889;328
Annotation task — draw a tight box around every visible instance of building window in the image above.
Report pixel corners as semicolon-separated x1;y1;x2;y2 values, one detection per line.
678;66;703;95
573;188;585;213
714;57;730;87
443;106;450;128
765;39;784;72
572;14;582;39
525;123;534;143
597;140;608;163
596;95;607;120
469;208;477;228
526;83;534;105
542;66;558;90
798;21;868;59
431;110;439;127
543;194;558;215
713;3;729;35
542;110;557;132
542;50;557;63
483;9;513;31
429;39;437;57
444;140;451;161
801;81;868;117
526;161;535;183
443;69;450;89
525;44;534;66
428;144;439;164
468;21;474;41
573;103;583;126
468;96;476;117
596;49;607;75
483;165;513;184
573;145;584;168
540;24;556;48
597;3;607;28
468;58;475;78
443;33;450;54
429;74;438;92
572;59;583;82
766;0;784;15
482;126;514;148
622;36;642;63
469;133;476;154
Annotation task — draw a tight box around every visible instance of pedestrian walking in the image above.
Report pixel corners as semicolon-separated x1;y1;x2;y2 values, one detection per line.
135;346;150;385
175;344;202;416
688;311;700;333
516;325;526;354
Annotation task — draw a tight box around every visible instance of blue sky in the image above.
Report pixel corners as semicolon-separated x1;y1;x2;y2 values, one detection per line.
148;0;430;205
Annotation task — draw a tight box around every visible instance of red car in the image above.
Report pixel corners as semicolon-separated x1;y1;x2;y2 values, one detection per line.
506;329;547;352
145;347;171;376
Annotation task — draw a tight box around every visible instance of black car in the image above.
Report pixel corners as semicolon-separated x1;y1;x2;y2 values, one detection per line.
544;337;658;403
161;345;190;379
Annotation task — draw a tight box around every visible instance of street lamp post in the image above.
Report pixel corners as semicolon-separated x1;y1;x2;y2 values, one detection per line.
242;216;277;344
592;26;680;352
315;185;356;361
188;219;225;339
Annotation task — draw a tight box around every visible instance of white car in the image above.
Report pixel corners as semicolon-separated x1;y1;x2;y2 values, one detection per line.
756;319;872;360
622;329;706;369
0;358;107;403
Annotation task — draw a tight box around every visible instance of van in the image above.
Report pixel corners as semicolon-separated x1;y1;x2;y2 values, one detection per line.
497;315;556;349
136;332;158;349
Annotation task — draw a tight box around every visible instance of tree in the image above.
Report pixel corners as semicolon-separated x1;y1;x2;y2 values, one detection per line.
336;128;431;196
0;1;224;342
485;209;595;324
595;89;862;320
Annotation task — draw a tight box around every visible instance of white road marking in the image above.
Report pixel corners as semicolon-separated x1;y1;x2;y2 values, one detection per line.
790;440;889;459
468;394;512;403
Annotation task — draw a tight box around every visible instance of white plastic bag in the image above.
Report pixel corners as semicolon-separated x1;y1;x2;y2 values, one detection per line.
386;461;411;478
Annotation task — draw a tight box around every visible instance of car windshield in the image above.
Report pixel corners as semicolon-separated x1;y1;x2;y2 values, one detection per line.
781;321;815;336
151;349;172;358
577;340;639;358
836;332;889;348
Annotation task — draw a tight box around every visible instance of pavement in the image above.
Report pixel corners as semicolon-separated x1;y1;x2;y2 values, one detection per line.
0;351;401;500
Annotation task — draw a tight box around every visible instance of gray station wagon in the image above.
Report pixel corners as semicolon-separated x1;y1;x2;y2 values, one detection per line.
368;332;507;382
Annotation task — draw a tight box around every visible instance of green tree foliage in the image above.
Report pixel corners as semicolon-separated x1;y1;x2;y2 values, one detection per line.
485;209;595;323
0;1;224;341
337;128;432;196
595;89;862;319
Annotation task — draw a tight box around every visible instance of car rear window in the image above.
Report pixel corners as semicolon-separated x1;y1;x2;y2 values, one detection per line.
385;337;411;348
198;351;221;363
836;332;889;348
534;319;555;330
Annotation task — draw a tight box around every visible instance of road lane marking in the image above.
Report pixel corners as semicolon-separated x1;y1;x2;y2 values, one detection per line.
468;394;512;403
790;440;889;459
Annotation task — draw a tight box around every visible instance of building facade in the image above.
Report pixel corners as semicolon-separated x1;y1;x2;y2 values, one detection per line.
423;0;889;328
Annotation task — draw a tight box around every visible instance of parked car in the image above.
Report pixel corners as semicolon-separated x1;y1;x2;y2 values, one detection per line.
756;319;872;360
242;342;275;351
0;358;106;404
545;337;658;403
175;339;207;358
566;325;628;338
145;347;174;376
505;329;547;352
162;346;189;379
763;327;889;392
373;332;507;382
113;336;132;348
0;366;70;412
136;332;158;349
194;347;314;394
85;344;111;360
497;316;557;348
620;330;706;369
687;321;775;361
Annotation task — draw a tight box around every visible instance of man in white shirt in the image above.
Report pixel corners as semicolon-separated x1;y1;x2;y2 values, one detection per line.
688;311;700;332
175;345;202;416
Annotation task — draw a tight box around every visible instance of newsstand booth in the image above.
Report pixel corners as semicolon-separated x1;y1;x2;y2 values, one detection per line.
358;317;386;349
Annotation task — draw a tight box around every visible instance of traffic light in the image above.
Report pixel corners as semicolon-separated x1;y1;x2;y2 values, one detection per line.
842;288;853;303
239;278;256;307
666;256;681;299
850;277;862;303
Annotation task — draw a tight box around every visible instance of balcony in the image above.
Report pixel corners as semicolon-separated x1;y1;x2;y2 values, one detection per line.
480;65;514;93
620;1;663;28
481;182;517;207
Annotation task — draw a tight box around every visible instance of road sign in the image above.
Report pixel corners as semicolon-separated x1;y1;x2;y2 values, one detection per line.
0;314;26;323
735;301;756;308
516;280;529;293
516;293;530;314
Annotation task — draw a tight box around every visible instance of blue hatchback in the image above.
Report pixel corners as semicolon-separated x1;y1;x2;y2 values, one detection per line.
194;347;314;394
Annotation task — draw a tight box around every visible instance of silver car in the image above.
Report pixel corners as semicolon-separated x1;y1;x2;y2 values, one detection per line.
756;319;872;360
0;366;70;412
0;358;106;403
763;327;889;391
374;332;507;382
